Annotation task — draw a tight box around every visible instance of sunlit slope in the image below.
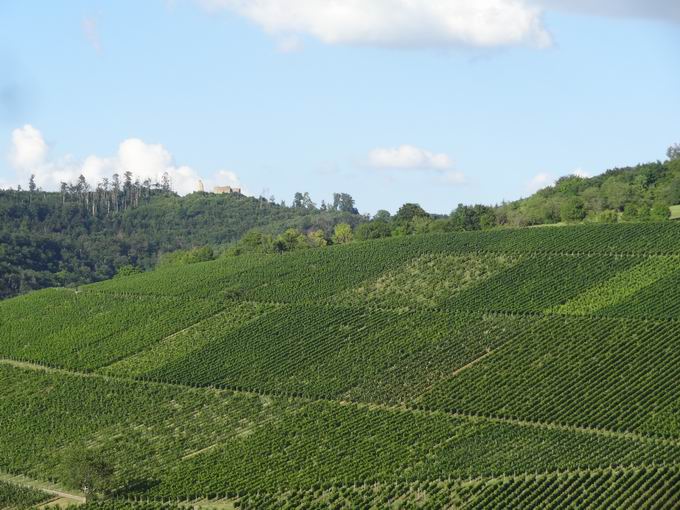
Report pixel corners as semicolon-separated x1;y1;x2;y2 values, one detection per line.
1;223;679;509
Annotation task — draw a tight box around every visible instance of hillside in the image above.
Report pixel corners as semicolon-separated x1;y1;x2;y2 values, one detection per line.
0;188;363;300
1;223;679;508
4;155;679;302
496;157;680;227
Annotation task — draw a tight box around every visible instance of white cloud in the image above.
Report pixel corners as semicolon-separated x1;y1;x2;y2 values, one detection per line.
4;125;241;196
9;125;48;169
527;172;555;191
366;144;466;186
198;0;551;49
368;144;452;170
82;16;102;53
572;168;590;178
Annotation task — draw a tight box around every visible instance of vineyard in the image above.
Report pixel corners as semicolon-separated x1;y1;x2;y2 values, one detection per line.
1;223;679;508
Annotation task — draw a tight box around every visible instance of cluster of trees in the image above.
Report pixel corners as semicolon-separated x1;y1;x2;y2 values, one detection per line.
496;149;680;227
229;223;355;255
19;172;173;216
291;192;358;214
0;177;364;299
226;202;496;257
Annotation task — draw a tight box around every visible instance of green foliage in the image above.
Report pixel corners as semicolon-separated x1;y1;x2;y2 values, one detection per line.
0;290;224;370
61;450;115;501
354;220;392;241
560;196;586;222
495;160;676;227
331;223;353;244
158;246;215;267
553;257;679;315
459;466;680;510
115;265;143;278
419;315;680;436
339;252;519;309
0;481;51;509
395;203;429;221
4;223;680;508
0;188;363;300
450;204;497;231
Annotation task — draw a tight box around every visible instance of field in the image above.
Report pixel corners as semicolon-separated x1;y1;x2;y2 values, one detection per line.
1;223;679;508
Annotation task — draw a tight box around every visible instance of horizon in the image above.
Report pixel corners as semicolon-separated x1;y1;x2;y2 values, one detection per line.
1;1;679;214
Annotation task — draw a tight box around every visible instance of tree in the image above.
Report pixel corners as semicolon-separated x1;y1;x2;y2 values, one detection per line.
28;175;36;193
664;175;680;205
395;203;428;222
301;192;316;210
307;229;328;247
373;210;391;222
161;172;171;192
276;228;308;252
560;197;586;222
355;221;391;241
594;209;619;224
622;203;639;222
332;193;358;213
601;179;631;210
61;450;114;502
651;203;671;221
332;223;353;244
450;204;496;231
60;182;68;205
183;246;215;264
667;143;680;161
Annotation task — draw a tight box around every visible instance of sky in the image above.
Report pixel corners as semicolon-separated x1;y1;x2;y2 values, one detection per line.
0;1;679;215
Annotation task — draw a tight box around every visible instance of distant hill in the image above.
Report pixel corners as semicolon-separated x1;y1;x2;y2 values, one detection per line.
0;187;363;299
1;223;679;507
496;156;680;227
3;154;679;300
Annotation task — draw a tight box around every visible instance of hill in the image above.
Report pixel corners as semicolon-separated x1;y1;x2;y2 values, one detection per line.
1;223;679;508
4;154;679;302
0;187;363;300
495;156;680;227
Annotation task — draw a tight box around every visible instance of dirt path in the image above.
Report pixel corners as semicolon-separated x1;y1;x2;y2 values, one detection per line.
0;471;85;505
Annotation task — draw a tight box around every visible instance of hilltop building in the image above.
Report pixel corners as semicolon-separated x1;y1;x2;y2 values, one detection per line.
213;185;241;194
194;180;242;194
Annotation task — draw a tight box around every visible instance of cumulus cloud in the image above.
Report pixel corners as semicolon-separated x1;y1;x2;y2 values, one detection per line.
198;0;551;49
368;144;452;170
4;125;239;196
366;144;466;185
9;125;48;169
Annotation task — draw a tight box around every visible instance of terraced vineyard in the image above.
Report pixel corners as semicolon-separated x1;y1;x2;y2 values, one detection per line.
1;223;680;508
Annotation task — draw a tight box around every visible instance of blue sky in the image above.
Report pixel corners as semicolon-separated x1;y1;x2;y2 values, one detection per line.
1;1;678;214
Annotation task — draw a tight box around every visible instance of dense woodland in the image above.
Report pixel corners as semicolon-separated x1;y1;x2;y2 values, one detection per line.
0;175;363;299
1;146;679;300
